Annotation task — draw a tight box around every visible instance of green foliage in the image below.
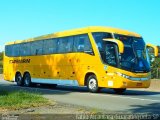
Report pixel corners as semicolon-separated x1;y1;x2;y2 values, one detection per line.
151;57;160;68
0;90;50;110
0;52;3;61
0;61;2;67
158;46;160;52
0;52;3;73
151;57;160;79
150;46;160;78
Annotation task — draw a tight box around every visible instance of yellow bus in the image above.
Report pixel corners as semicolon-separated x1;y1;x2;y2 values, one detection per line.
3;26;158;93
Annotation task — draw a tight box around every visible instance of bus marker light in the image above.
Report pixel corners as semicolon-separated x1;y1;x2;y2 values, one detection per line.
108;81;113;86
104;65;108;70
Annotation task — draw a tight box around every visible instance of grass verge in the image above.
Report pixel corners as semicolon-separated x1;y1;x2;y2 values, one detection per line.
0;90;51;110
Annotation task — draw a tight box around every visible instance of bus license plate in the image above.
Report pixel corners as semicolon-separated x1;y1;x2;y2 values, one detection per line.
136;83;142;86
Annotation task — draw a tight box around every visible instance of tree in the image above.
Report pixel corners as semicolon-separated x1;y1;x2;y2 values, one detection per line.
158;46;160;56
151;47;160;78
0;52;3;61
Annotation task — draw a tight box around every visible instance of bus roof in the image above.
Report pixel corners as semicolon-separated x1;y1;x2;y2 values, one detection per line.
6;26;141;45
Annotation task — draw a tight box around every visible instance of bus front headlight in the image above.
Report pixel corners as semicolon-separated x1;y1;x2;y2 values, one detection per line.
116;72;130;79
116;72;150;81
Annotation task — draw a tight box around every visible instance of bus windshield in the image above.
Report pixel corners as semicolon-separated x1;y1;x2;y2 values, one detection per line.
92;32;150;73
114;34;150;73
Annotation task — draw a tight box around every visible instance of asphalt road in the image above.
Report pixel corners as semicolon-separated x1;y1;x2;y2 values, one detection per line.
0;79;160;114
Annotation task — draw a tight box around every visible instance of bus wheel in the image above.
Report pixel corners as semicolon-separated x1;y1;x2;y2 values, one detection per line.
23;73;32;87
113;88;126;94
87;75;99;93
15;72;23;86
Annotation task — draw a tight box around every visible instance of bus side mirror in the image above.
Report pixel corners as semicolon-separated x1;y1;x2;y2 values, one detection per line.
103;38;124;53
146;44;158;57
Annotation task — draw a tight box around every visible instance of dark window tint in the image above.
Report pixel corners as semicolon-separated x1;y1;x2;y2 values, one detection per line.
12;44;20;56
5;45;12;56
66;36;74;52
5;46;8;56
57;36;74;53
43;38;57;54
92;32;112;51
73;34;92;52
31;40;43;55
5;34;93;56
20;43;31;56
57;38;68;53
104;43;117;67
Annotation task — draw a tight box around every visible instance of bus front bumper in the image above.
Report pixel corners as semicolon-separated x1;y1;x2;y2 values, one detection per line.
105;72;151;89
115;72;151;88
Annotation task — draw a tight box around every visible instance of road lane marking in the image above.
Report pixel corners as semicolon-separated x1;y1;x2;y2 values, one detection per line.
90;93;160;102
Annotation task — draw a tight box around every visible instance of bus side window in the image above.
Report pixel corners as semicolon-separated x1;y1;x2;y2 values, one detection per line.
92;32;112;51
11;45;15;56
78;37;84;52
73;35;83;52
5;45;12;57
5;46;8;56
36;40;43;55
9;45;13;56
73;34;93;54
58;38;68;53
31;42;35;55
31;40;43;55
20;43;24;56
12;44;20;57
25;43;31;56
43;38;57;54
84;35;92;52
66;36;74;52
104;43;117;67
20;43;31;56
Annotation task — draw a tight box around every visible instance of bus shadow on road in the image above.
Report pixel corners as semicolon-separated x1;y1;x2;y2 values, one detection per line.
1;81;159;96
34;84;89;93
32;84;160;96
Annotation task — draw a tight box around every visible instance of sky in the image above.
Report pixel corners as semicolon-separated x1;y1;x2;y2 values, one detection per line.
0;0;160;52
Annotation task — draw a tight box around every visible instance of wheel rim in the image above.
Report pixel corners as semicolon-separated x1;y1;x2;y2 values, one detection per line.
17;75;22;83
24;76;30;86
89;78;97;90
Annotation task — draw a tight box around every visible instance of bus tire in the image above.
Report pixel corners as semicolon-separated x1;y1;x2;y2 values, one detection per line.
23;73;32;87
113;88;126;94
87;74;99;93
15;72;23;86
